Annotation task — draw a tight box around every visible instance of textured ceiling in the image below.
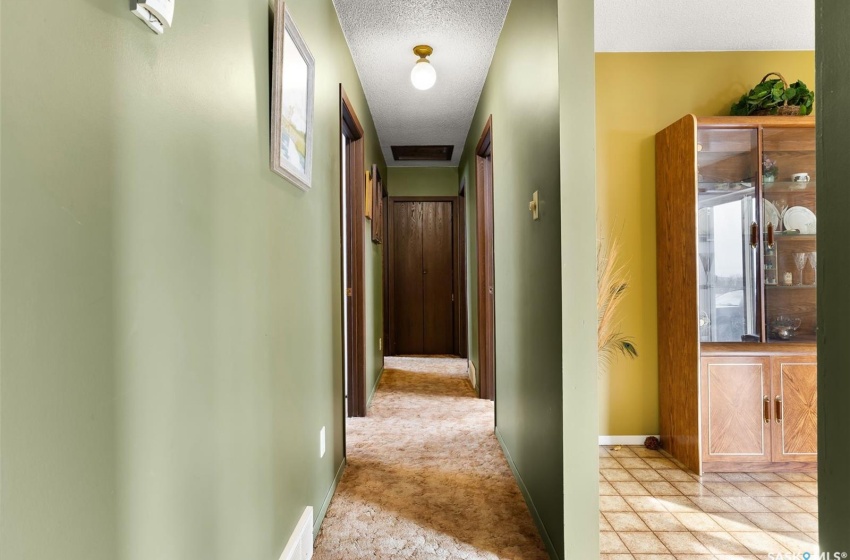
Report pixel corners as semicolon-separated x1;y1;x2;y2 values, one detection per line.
334;0;813;168
333;0;511;168
595;0;815;52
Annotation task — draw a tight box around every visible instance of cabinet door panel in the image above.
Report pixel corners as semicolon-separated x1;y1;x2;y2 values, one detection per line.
763;126;817;344
696;128;760;343
771;356;818;462
701;357;771;463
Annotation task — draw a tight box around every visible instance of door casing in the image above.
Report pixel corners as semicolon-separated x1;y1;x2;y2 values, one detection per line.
476;116;496;401
340;85;367;420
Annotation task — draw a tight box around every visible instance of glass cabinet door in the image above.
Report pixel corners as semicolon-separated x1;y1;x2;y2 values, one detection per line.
762;127;817;343
696;128;760;343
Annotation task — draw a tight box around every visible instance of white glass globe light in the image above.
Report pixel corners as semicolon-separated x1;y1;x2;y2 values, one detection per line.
410;59;437;90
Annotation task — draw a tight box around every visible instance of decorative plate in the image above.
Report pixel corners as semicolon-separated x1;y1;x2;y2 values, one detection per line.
783;206;817;234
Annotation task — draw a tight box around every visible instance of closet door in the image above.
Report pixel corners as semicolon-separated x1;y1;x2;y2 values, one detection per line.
422;201;455;354
392;201;425;354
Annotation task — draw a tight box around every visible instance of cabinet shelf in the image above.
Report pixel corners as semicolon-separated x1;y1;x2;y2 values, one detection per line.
774;233;817;240
766;284;817;290
764;181;816;194
768;333;817;344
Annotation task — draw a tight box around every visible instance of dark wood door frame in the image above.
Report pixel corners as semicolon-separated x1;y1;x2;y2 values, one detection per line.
340;85;367;419
386;196;467;357
382;186;390;358
476;116;496;401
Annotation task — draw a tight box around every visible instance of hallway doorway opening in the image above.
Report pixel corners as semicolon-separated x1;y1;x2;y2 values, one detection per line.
475;116;496;401
385;196;467;357
340;85;367;419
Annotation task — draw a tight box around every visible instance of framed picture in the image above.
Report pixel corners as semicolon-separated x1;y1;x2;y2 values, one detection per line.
365;169;373;220
271;1;315;191
371;165;383;244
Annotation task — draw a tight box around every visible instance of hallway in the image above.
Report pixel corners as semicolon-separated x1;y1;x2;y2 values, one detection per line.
314;357;548;559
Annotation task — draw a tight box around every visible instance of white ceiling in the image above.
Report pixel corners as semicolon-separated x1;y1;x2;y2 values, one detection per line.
595;0;815;52
333;0;814;168
333;0;511;168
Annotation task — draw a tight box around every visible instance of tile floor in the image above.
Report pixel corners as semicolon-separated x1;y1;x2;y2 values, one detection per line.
600;445;818;560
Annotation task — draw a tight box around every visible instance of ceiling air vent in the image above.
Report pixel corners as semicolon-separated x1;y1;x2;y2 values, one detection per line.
391;145;454;162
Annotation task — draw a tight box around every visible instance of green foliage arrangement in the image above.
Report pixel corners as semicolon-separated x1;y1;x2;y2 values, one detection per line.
731;74;814;116
598;235;638;370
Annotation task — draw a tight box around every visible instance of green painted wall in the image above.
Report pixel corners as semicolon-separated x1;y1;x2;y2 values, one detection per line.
366;234;385;405
558;0;599;557
816;0;850;551
459;0;564;556
387;167;459;197
0;1;384;559
460;165;479;385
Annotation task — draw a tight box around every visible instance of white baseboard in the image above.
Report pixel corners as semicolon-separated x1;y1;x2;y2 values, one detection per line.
279;506;313;560
599;435;659;446
468;359;476;389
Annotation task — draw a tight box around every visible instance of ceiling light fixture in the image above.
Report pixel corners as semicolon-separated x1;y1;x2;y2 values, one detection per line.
410;45;436;91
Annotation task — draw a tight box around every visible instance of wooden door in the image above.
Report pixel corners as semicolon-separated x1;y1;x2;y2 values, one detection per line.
770;356;818;462
391;201;425;355
388;199;456;355
701;357;772;466
422;201;455;354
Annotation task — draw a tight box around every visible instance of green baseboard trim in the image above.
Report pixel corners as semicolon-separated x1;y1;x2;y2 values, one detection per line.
367;367;385;408
495;427;560;560
314;457;346;537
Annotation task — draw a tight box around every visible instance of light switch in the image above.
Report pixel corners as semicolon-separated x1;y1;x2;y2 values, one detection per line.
529;191;539;221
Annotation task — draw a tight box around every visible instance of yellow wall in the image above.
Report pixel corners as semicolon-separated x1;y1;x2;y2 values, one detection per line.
595;51;816;435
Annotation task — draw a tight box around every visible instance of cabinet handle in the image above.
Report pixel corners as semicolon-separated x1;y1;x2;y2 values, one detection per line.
763;396;770;423
775;396;783;423
767;222;775;248
750;222;759;248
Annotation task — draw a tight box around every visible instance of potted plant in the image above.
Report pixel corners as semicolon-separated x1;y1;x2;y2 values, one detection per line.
763;156;779;183
731;73;814;116
598;235;638;369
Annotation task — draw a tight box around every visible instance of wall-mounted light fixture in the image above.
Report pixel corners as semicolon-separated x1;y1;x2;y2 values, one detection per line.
410;45;436;91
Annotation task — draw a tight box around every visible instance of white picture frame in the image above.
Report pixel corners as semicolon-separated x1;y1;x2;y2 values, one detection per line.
271;1;315;191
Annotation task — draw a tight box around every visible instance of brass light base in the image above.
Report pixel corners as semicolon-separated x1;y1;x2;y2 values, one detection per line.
413;45;433;58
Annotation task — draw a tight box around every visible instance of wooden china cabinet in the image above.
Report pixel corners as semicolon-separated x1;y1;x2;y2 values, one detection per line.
656;115;817;474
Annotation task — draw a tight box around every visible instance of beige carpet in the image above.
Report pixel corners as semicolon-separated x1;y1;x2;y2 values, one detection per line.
313;356;549;560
